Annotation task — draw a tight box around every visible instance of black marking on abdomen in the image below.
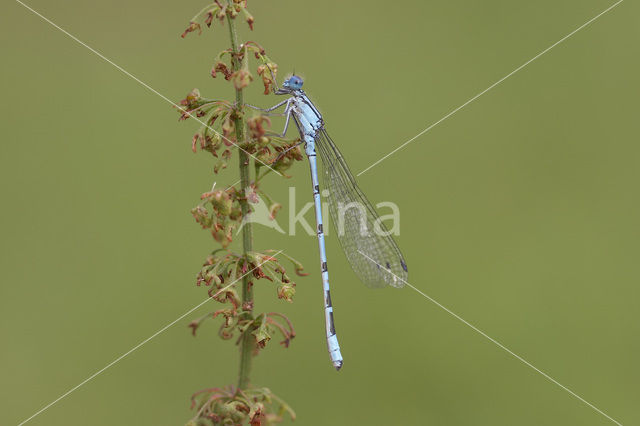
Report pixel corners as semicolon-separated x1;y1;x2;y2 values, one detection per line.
314;185;319;192
326;290;332;307
401;260;408;272
317;224;323;234
329;311;336;335
321;261;328;272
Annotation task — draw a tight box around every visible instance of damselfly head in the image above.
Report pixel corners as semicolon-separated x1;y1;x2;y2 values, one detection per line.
283;75;304;90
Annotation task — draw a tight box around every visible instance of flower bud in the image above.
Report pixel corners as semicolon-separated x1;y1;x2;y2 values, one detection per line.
204;11;214;27
277;283;296;302
269;202;282;220
181;21;201;38
232;69;253;90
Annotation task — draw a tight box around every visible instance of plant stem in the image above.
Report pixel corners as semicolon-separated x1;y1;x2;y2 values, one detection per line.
226;4;254;390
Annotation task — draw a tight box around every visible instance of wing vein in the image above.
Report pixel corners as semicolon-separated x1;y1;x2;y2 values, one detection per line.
316;130;408;288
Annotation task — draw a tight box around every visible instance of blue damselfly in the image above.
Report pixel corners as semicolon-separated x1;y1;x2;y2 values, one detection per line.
249;75;408;370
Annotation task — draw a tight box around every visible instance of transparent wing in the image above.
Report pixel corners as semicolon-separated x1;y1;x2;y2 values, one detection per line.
316;130;408;288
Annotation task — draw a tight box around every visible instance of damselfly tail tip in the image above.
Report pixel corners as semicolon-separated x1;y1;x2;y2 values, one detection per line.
333;360;343;371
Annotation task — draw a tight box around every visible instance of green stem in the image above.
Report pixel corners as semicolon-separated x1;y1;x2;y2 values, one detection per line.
226;3;254;391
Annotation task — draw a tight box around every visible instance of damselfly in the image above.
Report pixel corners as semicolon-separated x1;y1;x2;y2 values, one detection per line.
249;75;408;370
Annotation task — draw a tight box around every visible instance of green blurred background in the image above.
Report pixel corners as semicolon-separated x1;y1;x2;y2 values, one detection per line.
1;0;638;425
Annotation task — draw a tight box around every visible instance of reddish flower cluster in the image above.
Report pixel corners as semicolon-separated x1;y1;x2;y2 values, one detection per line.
179;2;300;424
187;386;295;426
